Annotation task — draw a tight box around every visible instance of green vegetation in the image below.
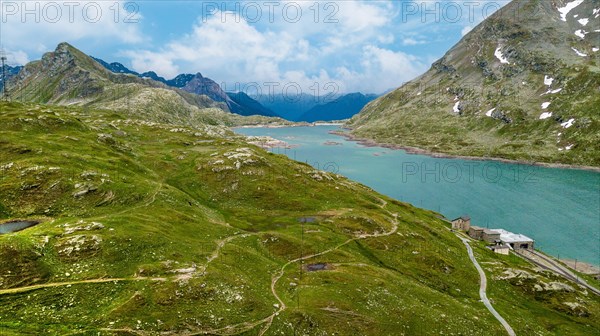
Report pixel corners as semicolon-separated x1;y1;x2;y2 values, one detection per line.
348;0;600;167
0;101;598;335
7;42;291;129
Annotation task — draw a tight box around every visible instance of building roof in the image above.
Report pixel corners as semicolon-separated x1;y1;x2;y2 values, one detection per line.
483;229;499;235
469;226;484;231
452;215;470;221
489;229;534;243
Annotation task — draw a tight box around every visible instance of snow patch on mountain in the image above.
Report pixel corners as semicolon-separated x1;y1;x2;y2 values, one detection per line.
572;47;587;56
561;118;575;128
574;29;587;38
453;101;461;113
558;0;584;22
494;46;510;64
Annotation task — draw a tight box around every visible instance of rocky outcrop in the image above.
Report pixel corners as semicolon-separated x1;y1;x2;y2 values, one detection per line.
182;73;230;103
348;0;600;166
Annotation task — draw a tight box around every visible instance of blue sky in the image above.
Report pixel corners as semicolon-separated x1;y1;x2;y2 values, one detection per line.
0;1;508;94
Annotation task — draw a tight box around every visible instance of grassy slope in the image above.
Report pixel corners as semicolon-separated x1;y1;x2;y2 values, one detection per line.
0;102;598;335
8;43;289;129
347;1;600;167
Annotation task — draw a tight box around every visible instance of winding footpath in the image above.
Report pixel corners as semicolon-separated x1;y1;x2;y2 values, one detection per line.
1;195;398;336
0;277;166;295
257;197;398;336
457;235;516;336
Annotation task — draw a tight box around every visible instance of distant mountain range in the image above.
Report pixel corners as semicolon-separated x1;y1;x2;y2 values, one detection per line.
92;57;277;118
7;51;376;122
252;93;330;121
93;57;376;122
252;92;377;122
0;65;23;92
227;91;278;117
348;0;600;166
299;93;378;122
6;42;280;127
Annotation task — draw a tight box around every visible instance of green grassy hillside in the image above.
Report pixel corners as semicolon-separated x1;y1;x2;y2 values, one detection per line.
0;101;598;335
348;0;600;166
7;43;289;128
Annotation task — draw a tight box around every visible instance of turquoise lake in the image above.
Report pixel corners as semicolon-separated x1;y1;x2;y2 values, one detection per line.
236;125;600;267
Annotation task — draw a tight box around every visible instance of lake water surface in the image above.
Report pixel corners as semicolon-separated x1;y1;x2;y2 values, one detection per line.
236;126;600;266
0;220;39;234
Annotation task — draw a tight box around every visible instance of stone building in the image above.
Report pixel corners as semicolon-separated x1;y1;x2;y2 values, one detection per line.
468;226;484;240
481;229;501;243
451;216;471;231
490;242;510;255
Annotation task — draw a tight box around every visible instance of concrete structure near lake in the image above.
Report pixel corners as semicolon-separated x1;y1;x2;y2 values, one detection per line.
468;226;484;239
468;226;499;242
450;214;535;253
490;242;510;255
467;225;534;253
482;229;501;243
451;216;471;231
489;229;535;251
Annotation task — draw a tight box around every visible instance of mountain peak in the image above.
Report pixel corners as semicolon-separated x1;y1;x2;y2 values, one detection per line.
182;73;229;103
348;0;600;166
56;42;75;52
41;42;108;76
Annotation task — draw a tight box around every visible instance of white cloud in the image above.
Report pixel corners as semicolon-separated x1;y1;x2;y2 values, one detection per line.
402;38;425;46
334;1;391;32
126;11;304;80
127;50;180;77
125;7;425;94
461;25;474;36
335;46;427;93
378;34;395;44
1;49;30;65
0;1;145;56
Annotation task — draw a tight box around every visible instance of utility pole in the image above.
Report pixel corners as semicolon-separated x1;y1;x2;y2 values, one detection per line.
0;50;7;100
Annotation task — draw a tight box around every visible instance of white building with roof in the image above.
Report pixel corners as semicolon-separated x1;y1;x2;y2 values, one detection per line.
489;229;534;251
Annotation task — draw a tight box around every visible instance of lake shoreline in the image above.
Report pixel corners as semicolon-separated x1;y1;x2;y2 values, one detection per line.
235;125;600;266
561;259;600;275
331;130;600;173
235;122;344;129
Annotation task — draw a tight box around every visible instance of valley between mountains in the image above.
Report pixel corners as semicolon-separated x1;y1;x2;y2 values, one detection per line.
1;101;599;335
0;0;599;335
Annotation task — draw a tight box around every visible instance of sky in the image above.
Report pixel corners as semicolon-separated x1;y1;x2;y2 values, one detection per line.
0;0;508;94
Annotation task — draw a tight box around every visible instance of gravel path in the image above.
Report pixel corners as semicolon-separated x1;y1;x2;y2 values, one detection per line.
457;235;516;336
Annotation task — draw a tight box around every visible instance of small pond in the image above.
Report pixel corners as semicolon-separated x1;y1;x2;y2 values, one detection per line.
306;263;329;271
0;220;40;234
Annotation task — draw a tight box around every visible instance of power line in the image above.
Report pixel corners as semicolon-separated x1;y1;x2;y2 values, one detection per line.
0;49;7;100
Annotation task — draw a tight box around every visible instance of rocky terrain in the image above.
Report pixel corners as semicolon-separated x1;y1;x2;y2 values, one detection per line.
0;101;598;334
348;0;600;166
0;64;22;93
92;57;277;118
8;43;285;127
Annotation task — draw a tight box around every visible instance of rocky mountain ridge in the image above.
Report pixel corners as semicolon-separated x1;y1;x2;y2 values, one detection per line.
92;57;276;118
348;0;600;166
